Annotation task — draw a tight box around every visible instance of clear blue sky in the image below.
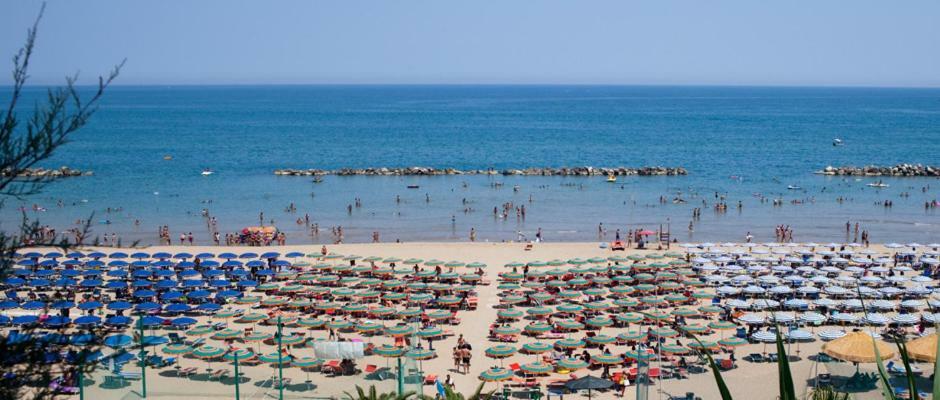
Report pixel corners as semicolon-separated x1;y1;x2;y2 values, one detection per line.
1;0;938;86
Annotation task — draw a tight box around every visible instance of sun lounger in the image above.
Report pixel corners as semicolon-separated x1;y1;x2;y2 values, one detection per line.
424;374;437;385
118;371;142;380
177;367;197;377
211;369;229;381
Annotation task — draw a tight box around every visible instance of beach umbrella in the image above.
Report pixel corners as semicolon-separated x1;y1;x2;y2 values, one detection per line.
104;334;133;348
385;325;415;337
524;323;552;334
555;320;585;331
718;337;747;347
617;331;647;342
625;350;656;361
493;326;522;336
906;334;938;362
556;357;589;371
497;308;524;319
520;361;554;375
585;334;617;345
649;327;679;338
822;331;895;363
212;328;242;340
585;316;613;328
479;367;513;382
374;345;405;358
566;375;614;399
259;352;292;365
405;348;436;361
555;338;585;349
278;334;305;346
162;344;194;356
521;342;553;354
679;324;708;334
661;344;690;355
193;345;226;359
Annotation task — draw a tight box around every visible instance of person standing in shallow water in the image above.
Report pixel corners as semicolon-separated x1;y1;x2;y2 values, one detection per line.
469;228;476;242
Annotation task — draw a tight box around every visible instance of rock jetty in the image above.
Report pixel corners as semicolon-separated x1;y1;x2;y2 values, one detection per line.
815;164;939;177
275;166;687;177
1;166;91;178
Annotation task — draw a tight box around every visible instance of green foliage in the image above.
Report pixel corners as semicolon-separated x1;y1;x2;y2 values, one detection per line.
773;327;796;400
810;386;851;400
435;382;494;400
343;385;416;400
894;340;920;400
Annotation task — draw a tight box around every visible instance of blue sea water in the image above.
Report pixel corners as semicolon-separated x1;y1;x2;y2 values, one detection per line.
3;85;939;244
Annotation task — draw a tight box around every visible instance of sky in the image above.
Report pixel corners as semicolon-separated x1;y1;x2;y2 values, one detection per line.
1;0;939;86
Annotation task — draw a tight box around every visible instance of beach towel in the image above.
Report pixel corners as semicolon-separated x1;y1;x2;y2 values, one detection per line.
313;341;365;359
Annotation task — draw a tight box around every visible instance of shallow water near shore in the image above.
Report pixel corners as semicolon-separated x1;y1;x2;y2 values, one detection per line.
2;85;939;244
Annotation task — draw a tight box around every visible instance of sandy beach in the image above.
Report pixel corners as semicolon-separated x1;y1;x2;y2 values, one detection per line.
7;241;939;400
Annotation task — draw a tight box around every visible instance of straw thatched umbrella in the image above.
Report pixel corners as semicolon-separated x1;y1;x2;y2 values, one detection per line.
906;333;938;362
822;331;896;363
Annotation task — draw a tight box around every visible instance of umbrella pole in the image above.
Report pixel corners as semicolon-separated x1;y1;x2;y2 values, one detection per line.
277;316;284;400
138;314;147;398
234;354;240;400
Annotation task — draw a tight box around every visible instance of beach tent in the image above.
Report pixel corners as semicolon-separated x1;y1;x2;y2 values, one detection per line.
822;331;895;363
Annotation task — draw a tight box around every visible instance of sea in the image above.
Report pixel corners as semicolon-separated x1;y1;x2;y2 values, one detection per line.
2;85;939;245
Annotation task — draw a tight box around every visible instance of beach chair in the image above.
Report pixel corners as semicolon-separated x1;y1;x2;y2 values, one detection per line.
118;371;142;380
211;369;229;381
718;359;734;370
177;367;197;377
509;363;521;372
815;373;831;386
168;332;183;344
424;374;437;385
322;360;341;375
746;353;766;363
364;364;378;374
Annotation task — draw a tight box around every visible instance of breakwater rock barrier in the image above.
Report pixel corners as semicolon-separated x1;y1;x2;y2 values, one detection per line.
275;166;687;177
2;166;91;178
815;164;939;177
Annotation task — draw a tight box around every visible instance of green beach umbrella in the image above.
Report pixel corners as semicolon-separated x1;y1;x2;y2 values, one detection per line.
521;361;554;375
485;345;517;358
467;262;487;269
215;309;244;319
278;334;305;346
497;308;524;319
212;328;241;340
385;325;415;337
526;307;553;317
672;308;698;317
617;331;647;342
193;345;226;359
404;258;423;264
444;261;465;268
373;345;405;358
688;341;719;351
585;334;617;345
616;313;644;323
406;348;436;360
259;352;292;364
224;348;255;362
521;342;553;354
293;356;323;368
556;304;584;314
162;344;193;355
585;316;613;327
679;323;708;334
245;331;274;342
718;337;748;347
625;350;656;361
398;308;424;318
699;305;723;314
494;326;522;336
556;358;589;370
524;322;552;334
186;325;215;336
592;354;623;365
298;318;326;328
416;326;443;338
261;297;288;306
426;310;452;320
649;327;679;338
356;322;384;333
661;344;690;355
555;338;585;349
497;283;520;291
239;312;268;322
708;321;737;330
479;367;513;382
327;320;353;330
555;319;585;331
236;296;262;305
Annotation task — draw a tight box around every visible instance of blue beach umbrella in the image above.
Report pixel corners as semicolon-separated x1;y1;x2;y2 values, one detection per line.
107;301;132;311
105;316;132;326
135;302;161;311
131;252;150;259
0;300;19;310
161;291;184;301
78;301;103;310
196;303;221;312
21;300;45;310
106;281;128;289
171;317;197;327
219;252;238;260
74;315;102;326
109;252;128;259
12;315;38;325
104;334;133;348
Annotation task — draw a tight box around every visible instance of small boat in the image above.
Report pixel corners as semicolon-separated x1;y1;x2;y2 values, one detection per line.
406;185;420;189
201;168;214;176
833;138;844;146
312;177;323;184
867;181;889;188
163;155;173;160
787;185;802;190
606;174;617;183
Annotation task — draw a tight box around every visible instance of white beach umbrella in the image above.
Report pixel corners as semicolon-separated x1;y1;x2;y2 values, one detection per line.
814;299;837;307
831;313;858;324
751;330;777;343
892;314;919;325
864;313;889;325
800;312;827;324
737;313;765;325
725;299;751;308
818;330;846;341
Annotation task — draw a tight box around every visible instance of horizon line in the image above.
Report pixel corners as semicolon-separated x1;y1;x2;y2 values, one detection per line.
4;82;940;90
